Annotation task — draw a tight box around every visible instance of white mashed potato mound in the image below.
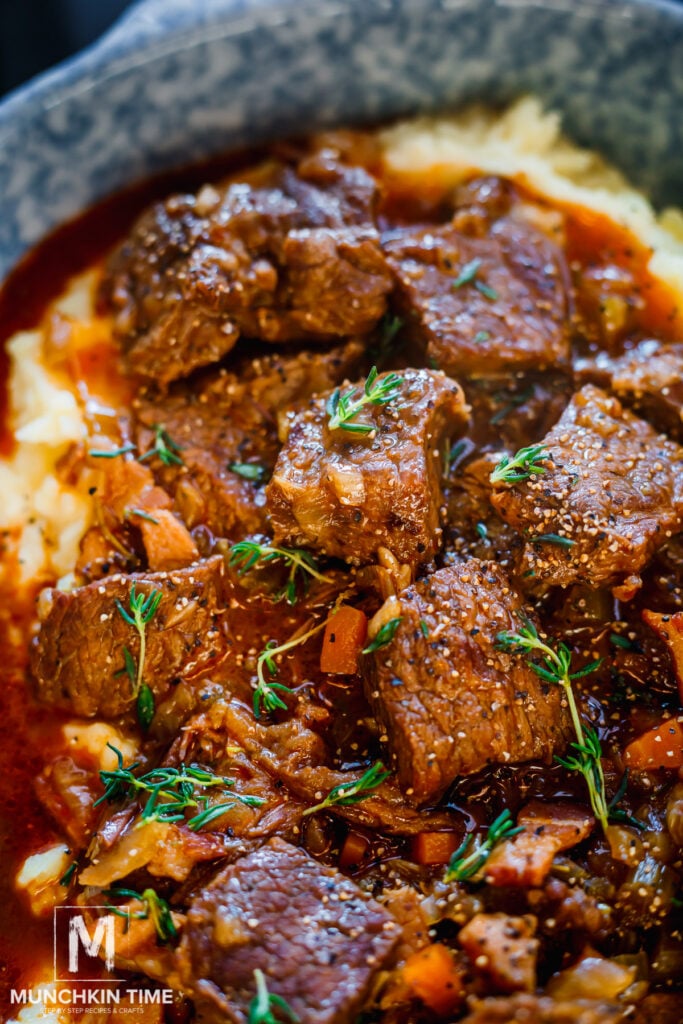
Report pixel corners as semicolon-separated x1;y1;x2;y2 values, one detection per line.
380;96;683;301
0;273;95;588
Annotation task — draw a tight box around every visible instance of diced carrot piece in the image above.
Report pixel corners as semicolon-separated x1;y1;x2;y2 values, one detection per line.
623;716;683;769
403;943;464;1015
320;605;368;674
643;609;683;704
412;831;461;866
339;831;370;869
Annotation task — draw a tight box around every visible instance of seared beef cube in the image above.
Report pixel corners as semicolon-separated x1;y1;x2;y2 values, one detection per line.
362;561;569;804
135;340;363;539
382;184;569;376
176;837;398;1024
102;152;392;385
31;556;226;718
491;385;683;591
577;340;683;441
266;368;468;571
461;993;624;1024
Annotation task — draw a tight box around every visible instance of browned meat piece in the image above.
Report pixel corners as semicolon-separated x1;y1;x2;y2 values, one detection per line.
458;912;538;993
361;560;570;804
172;697;463;836
266;368;469;571
444;454;521;568
102;151;392;384
382;178;570;376
491;385;683;592
632;994;683;1024
461;993;626;1024
30;556;227;718
176;837;399;1024
34;757;100;849
576;340;683;441
135;340;364;539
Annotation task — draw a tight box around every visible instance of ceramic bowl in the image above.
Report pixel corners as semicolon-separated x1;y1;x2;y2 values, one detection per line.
0;0;682;279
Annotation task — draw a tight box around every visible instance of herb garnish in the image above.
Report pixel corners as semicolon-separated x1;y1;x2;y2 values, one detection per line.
326;366;404;435
529;533;575;548
126;507;160;525
253;616;331;718
94;744;263;828
59;861;78;887
302;761;390;817
496;618;608;832
362;617;402;654
452;258;498;301
229;539;332;605
249;969;298;1024
139;424;183;467
445;809;524;882
115;585;162;730
104;886;177;944
230;463;266;482
88;443;136;459
490;444;549;485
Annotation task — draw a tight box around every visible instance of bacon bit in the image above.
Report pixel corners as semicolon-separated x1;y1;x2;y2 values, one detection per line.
485;801;594;888
411;831;462;866
320;605;368;674
402;943;464;1015
623;716;683;769
643;608;683;704
458;912;538;993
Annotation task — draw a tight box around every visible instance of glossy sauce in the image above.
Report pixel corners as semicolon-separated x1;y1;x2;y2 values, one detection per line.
0;145;681;1018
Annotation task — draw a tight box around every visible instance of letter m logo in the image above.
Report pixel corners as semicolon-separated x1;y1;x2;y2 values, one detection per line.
68;915;115;972
54;907;120;980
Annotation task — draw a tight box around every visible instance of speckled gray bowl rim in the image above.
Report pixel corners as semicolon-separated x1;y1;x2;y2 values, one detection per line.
0;0;682;279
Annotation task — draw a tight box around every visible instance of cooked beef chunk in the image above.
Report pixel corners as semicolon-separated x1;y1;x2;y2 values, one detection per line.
382;178;569;376
31;556;227;717
176;837;399;1024
458;913;538;993
491;385;683;592
461;993;626;1024
267;368;469;571
576;340;683;441
135;340;364;539
173;697;463;836
101;151;392;384
34;757;100;849
443;453;521;567
362;561;569;804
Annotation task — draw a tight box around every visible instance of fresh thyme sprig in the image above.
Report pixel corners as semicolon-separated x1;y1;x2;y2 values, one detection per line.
302;761;390;817
104;886;178;944
362;617;402;654
249;969;299;1024
452;257;498;301
139;424;184;467
254;617;331;718
88;443;137;459
94;744;264;829
445;809;524;882
229;540;332;605
490;444;549;485
115;585;162;730
326;366;404;435
495;619;608;832
230;462;266;482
